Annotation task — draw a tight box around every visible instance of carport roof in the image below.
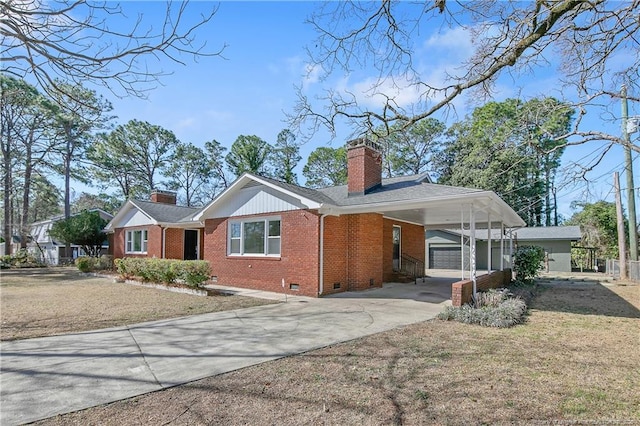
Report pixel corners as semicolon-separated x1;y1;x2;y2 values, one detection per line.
209;173;526;228
441;225;582;241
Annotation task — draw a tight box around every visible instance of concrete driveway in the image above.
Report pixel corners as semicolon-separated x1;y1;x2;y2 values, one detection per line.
0;278;453;425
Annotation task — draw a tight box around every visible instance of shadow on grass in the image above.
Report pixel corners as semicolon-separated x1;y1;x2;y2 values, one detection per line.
531;278;640;319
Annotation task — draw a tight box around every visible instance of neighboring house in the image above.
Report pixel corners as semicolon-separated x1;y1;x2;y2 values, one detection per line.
106;139;525;297
28;209;114;265
425;226;582;273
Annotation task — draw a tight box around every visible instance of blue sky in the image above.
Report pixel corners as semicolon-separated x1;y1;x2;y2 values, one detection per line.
79;1;637;220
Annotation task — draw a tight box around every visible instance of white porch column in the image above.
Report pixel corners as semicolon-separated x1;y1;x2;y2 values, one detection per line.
460;208;465;280
500;222;505;270
470;204;477;302
509;229;514;268
487;213;492;274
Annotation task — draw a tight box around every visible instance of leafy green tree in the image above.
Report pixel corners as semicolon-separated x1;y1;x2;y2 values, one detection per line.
0;76;59;251
565;201;627;259
225;135;272;177
88;120;178;198
49;81;113;221
71;192;122;216
271;129;301;184
374;118;445;177
204;139;230;193
433;98;572;226
48;210;109;257
164;142;214;207
29;176;62;223
303;146;347;188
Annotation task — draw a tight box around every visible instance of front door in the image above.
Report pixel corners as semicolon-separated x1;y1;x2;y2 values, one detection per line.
392;225;401;271
184;229;198;260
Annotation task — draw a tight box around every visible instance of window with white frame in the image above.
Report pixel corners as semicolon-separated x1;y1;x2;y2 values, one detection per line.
228;217;280;256
125;229;148;254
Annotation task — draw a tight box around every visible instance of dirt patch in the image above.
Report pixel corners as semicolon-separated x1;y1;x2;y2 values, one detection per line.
0;267;277;341
36;280;640;425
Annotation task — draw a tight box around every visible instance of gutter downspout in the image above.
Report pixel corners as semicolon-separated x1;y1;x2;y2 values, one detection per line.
162;227;166;259
319;214;327;296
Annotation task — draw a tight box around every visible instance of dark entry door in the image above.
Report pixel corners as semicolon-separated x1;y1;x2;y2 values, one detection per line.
184;230;198;260
392;225;401;271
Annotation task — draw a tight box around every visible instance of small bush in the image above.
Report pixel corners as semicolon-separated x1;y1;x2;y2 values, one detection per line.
513;245;545;285
75;257;93;273
1;250;45;268
114;258;211;287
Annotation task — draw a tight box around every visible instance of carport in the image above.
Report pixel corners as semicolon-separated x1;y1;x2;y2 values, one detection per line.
324;189;526;299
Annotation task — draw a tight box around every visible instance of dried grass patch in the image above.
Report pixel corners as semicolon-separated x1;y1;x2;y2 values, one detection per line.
0;267;276;341
37;280;640;425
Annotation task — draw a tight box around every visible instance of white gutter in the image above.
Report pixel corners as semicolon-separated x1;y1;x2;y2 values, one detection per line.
319;214;327;296
162;227;166;259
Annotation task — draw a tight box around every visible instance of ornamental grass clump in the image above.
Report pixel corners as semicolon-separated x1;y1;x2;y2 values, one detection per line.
438;288;528;328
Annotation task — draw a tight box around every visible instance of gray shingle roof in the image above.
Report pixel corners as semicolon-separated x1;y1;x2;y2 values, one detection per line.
513;226;581;241
131;200;201;223
317;174;484;206
250;175;336;205
444;225;582;241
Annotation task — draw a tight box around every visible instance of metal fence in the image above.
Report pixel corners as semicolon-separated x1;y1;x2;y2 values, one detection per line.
606;259;640;281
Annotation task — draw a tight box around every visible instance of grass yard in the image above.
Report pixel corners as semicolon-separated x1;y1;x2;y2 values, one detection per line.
0;267;276;341
37;278;640;425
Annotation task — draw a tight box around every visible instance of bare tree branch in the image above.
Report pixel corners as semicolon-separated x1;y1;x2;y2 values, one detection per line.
1;0;225;100
290;0;640;155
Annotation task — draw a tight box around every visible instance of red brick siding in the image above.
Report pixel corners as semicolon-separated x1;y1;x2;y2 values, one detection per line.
346;213;384;290
451;269;513;306
203;210;321;298
382;219;425;281
347;145;382;194
112;225;162;259
164;228;183;259
147;225;162;258
322;215;349;295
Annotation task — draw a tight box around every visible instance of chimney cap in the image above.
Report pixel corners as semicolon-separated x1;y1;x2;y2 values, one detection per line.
151;189;177;196
346;138;381;153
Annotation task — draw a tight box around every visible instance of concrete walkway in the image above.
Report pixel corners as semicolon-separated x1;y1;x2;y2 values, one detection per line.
0;279;452;425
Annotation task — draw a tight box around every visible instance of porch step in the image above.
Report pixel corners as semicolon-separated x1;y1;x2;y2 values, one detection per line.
388;272;416;283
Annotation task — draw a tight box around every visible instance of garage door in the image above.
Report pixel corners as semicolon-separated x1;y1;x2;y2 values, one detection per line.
429;247;462;269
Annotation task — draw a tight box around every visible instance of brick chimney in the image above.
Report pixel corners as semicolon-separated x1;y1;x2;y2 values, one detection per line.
150;189;177;205
347;138;382;196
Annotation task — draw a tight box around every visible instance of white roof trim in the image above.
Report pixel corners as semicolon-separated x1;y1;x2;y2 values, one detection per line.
104;200;156;232
319;191;525;228
195;173;323;220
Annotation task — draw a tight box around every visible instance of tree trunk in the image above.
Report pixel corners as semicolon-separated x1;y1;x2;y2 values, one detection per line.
3;154;12;255
545;161;551;226
20;142;33;250
64;135;72;260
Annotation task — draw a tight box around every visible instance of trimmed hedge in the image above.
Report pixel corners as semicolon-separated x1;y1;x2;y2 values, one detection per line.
75;255;113;273
114;258;211;287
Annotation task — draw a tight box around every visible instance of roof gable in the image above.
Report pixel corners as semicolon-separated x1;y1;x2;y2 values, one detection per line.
105;200;199;231
196;173;325;220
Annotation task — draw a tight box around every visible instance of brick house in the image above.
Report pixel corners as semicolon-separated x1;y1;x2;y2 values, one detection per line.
106;138;525;297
